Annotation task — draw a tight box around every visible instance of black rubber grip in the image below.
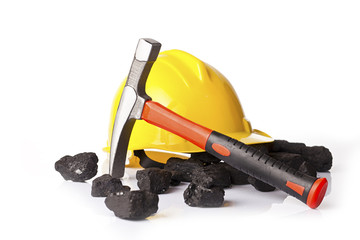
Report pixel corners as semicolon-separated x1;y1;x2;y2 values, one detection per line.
205;131;319;204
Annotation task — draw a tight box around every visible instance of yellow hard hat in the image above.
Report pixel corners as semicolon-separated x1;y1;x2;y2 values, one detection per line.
104;49;273;166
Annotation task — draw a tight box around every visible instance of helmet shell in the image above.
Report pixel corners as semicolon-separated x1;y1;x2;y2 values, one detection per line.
105;50;272;156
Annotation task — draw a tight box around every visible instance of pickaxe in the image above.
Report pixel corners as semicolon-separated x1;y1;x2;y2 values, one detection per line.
109;38;328;209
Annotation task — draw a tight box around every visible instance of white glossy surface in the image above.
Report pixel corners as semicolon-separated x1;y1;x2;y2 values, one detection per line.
0;1;359;239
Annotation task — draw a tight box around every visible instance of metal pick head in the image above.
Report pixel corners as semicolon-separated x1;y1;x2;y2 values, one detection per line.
135;38;162;62
109;38;162;178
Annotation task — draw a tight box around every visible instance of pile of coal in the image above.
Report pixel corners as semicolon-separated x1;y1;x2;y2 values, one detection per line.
298;161;317;177
270;140;306;153
136;168;172;194
55;138;333;219
105;190;159;220
191;152;221;165
55;152;98;182
269;140;332;172
182;161;230;207
91;174;130;197
191;163;231;189
163;153;250;186
302;146;333;172
164;157;205;182
183;183;224;207
222;162;249;185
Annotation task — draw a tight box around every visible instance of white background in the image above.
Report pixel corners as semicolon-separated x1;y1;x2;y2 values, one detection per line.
1;1;359;239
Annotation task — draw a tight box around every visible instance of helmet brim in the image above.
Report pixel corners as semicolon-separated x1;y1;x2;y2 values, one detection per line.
234;129;273;145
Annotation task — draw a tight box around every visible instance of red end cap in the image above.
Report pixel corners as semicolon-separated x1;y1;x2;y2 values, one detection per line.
306;178;328;209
